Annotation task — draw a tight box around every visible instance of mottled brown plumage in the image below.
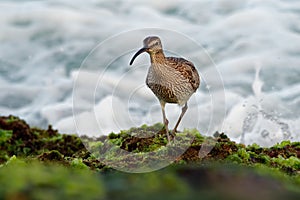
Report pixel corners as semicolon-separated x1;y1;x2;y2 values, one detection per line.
163;57;200;92
130;36;200;142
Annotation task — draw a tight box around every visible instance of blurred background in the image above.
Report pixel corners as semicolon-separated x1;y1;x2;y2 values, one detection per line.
0;0;299;146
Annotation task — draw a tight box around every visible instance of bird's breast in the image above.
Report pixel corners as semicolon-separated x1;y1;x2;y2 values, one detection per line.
146;64;195;105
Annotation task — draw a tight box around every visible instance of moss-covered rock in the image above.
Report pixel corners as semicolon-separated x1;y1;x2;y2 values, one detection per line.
0;115;87;162
1;115;300;199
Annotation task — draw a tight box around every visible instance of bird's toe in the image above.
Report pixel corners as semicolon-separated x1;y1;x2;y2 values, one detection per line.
171;129;177;137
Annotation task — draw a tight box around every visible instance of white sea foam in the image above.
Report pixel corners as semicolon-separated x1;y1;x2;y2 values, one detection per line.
0;0;299;146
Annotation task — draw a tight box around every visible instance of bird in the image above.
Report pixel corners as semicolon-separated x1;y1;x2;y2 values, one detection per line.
129;36;200;142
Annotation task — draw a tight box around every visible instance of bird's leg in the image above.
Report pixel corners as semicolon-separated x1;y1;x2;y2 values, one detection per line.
160;100;170;142
172;103;188;135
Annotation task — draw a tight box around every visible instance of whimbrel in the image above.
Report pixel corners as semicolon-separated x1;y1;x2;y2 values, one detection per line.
129;36;200;142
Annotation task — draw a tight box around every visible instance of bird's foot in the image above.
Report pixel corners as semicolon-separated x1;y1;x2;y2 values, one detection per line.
163;127;179;142
171;129;177;137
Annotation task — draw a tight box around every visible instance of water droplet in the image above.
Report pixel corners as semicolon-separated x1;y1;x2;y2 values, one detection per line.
242;111;258;133
278;122;292;139
259;110;292;140
261;130;269;138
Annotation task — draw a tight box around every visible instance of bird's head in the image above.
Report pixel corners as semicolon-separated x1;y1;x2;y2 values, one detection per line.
129;36;162;65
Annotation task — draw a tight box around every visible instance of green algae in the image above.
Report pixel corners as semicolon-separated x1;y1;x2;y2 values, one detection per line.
1;115;300;199
71;158;89;170
1;115;300;174
0;129;12;144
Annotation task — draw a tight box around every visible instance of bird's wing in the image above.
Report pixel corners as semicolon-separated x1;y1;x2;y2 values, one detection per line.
166;57;200;91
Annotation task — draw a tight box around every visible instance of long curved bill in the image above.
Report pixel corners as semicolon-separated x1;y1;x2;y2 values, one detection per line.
129;48;148;65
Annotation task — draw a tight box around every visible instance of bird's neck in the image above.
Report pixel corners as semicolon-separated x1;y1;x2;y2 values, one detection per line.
149;50;165;64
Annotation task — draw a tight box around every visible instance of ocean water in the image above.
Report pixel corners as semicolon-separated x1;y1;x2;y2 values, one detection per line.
0;0;299;147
